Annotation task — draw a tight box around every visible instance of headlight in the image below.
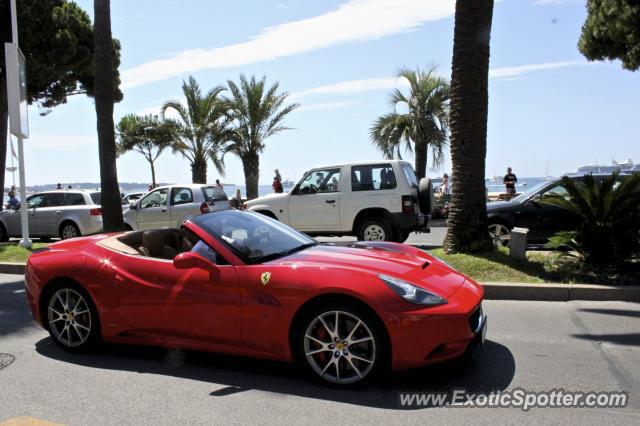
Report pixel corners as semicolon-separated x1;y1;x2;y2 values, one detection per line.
379;274;447;306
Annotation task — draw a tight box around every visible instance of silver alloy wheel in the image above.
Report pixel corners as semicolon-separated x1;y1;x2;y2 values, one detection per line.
362;224;385;241
488;223;511;247
61;224;79;239
304;310;376;385
47;288;92;347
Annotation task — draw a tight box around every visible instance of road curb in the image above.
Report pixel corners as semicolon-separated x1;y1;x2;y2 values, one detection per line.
483;282;640;302
0;263;26;275
0;262;637;302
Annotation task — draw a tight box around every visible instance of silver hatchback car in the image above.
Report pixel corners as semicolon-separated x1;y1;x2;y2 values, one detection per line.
123;184;230;231
0;190;103;241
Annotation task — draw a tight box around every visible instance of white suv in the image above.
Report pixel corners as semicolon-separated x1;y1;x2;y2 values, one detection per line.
244;160;432;242
124;184;229;231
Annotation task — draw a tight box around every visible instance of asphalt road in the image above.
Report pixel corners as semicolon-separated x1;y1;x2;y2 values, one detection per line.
316;227;446;248
1;274;639;424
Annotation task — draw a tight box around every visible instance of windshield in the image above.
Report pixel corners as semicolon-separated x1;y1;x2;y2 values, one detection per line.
191;210;316;263
509;180;554;203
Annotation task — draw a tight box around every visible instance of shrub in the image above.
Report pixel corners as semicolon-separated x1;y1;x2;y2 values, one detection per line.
543;172;640;269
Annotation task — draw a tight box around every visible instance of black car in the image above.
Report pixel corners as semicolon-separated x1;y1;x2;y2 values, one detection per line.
486;174;617;246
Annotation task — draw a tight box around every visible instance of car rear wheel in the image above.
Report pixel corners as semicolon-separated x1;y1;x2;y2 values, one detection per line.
46;286;99;351
357;218;392;241
299;305;384;386
60;222;80;240
393;229;411;243
0;224;8;242
488;223;511;247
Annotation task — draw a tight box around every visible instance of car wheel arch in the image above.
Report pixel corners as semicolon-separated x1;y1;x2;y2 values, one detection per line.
38;277;95;329
256;210;278;220
288;292;391;366
352;208;393;234
59;220;81;238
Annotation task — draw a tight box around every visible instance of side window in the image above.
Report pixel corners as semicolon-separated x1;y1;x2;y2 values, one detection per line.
27;195;45;209
297;168;341;194
351;164;396;191
140;188;168;209
182;230;229;265
541;185;569;201
64;193;86;206
42;193;65;207
171;188;193;205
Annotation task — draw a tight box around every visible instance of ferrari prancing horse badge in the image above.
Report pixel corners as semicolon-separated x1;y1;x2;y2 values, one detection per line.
261;272;271;286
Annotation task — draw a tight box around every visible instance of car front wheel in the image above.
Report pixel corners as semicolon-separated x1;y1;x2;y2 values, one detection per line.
298;304;384;386
488;223;511;247
60;222;81;240
45;286;100;351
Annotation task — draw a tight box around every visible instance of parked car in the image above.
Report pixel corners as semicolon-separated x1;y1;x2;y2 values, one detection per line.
122;191;145;206
243;160;432;242
123;184;229;231
486;174;618;246
25;209;485;386
0;190;103;241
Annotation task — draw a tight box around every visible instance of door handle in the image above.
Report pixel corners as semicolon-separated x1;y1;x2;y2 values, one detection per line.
161;208;167;213
325;199;335;204
55;210;61;214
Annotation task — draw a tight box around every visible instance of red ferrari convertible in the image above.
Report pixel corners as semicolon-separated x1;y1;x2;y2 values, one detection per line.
25;210;486;386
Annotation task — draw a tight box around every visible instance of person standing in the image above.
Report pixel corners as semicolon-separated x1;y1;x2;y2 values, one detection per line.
232;188;243;209
503;167;518;198
438;173;450;195
272;169;283;193
56;183;62;190
215;179;224;189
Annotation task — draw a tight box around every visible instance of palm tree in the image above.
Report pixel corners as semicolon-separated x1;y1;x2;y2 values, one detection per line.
116;114;175;187
443;0;495;253
224;75;299;199
370;67;450;180
162;76;230;183
93;0;124;231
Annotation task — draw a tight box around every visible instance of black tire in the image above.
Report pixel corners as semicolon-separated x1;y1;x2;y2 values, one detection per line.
59;222;81;240
418;178;433;215
0;223;8;242
42;283;101;352
295;301;388;387
357;217;393;241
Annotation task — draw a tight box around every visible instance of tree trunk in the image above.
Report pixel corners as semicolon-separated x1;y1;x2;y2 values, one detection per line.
0;78;8;212
94;0;124;232
191;155;207;184
414;139;428;180
443;0;494;253
149;160;156;187
241;153;260;200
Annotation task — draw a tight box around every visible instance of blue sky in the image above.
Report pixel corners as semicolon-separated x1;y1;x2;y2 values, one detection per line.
15;0;640;186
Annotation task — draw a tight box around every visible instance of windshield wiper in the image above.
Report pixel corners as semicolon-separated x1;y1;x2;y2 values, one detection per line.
256;242;317;263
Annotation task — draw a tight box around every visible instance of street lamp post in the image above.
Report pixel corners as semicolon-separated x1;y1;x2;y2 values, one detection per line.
5;0;31;248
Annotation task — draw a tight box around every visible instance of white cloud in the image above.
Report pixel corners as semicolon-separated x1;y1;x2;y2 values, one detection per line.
297;100;358;112
121;0;455;88
291;61;589;99
489;60;586;78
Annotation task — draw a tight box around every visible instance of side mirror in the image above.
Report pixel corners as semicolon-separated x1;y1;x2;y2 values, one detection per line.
173;252;217;271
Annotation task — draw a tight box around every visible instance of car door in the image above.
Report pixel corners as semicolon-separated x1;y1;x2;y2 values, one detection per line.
169;187;196;226
36;193;65;236
514;185;573;242
288;168;341;230
21;194;44;236
111;232;241;348
137;188;170;229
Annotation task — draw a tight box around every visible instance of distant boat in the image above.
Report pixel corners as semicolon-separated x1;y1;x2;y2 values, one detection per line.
281;179;295;188
576;159;635;174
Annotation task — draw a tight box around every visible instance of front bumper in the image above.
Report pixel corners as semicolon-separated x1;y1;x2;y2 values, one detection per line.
382;280;485;371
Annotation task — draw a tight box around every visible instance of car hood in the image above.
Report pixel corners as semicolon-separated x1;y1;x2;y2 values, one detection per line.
275;244;466;298
486;200;516;212
245;192;288;205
